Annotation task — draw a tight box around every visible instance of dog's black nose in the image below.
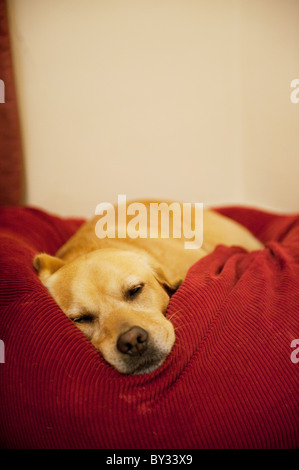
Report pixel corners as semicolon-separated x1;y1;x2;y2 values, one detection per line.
117;326;148;356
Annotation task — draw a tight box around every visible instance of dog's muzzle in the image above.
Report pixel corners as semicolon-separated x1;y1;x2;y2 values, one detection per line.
116;325;168;375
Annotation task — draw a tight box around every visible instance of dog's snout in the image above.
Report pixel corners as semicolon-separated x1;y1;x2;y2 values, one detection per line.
117;326;148;356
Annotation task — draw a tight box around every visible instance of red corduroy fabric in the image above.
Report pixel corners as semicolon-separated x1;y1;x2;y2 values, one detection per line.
0;206;298;449
0;1;23;206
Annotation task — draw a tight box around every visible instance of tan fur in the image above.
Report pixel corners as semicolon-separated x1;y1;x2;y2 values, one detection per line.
33;200;263;374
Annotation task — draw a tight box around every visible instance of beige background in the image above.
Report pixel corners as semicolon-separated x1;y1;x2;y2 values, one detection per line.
7;0;299;217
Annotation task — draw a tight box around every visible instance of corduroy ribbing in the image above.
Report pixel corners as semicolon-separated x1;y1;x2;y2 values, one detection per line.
0;206;298;448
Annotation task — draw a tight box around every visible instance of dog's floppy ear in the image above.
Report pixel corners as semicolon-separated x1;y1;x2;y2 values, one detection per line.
151;264;183;297
33;253;65;283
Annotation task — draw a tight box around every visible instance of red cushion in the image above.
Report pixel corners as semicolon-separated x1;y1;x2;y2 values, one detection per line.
0;206;298;448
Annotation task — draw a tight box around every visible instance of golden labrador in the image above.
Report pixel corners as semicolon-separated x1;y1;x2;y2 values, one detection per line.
34;200;263;375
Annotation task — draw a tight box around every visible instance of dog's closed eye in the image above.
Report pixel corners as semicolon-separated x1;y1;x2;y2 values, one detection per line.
126;283;144;299
72;314;95;324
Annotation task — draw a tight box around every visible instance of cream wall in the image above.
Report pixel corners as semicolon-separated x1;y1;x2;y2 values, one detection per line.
7;0;299;217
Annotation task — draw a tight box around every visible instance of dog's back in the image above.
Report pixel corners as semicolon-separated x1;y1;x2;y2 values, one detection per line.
56;200;263;280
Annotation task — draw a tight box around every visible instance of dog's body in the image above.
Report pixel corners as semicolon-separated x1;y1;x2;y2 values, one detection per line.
34;200;263;375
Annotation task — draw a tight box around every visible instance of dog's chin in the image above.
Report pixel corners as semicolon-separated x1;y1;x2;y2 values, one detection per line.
109;346;170;375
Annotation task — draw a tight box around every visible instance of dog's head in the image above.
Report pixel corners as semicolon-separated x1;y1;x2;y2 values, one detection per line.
33;249;182;375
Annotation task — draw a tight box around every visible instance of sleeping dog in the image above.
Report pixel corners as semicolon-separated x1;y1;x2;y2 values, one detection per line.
33;200;263;375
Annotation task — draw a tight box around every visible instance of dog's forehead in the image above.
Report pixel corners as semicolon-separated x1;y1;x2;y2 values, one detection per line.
64;251;154;311
82;249;150;275
72;249;152;289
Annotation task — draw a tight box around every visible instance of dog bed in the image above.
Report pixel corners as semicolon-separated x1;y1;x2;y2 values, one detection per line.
0;205;298;449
